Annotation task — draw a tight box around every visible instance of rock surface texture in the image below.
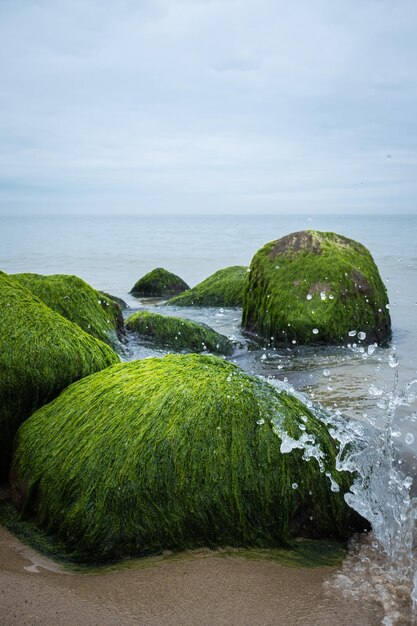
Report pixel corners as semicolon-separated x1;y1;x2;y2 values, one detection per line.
0;272;119;476
12;354;363;562
242;230;391;346
130;268;189;297
167;266;247;307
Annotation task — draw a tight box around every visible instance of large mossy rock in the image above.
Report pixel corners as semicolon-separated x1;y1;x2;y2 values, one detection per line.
167;266;247;307
0;272;119;476
242;231;391;346
13;273;124;348
11;354;363;562
130;268;189;297
125;311;234;355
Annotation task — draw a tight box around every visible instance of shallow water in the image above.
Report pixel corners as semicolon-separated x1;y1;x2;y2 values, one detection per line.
1;213;417;623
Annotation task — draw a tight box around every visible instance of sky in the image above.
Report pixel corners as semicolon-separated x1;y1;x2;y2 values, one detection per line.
0;0;416;216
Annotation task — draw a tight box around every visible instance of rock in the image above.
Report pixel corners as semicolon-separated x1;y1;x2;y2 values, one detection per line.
11;354;364;562
0;272;119;476
13;273;124;348
125;311;234;355
242;231;391;346
100;292;129;310
167;266;247;307
130;268;189;297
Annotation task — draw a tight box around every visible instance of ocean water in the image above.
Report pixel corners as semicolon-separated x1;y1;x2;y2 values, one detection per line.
2;213;417;622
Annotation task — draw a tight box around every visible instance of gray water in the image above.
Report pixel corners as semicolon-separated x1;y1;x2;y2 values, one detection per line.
1;213;417;623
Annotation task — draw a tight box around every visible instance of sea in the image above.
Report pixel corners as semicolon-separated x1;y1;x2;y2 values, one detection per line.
1;212;417;623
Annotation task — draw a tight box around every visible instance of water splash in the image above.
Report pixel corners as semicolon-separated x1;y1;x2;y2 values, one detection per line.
270;357;417;624
328;359;417;625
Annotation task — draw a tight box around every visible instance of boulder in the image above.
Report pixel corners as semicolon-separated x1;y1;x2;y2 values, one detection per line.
242;231;391;346
167;266;247;307
12;353;363;562
13;273;124;348
126;311;234;355
0;272;119;476
130;268;189;297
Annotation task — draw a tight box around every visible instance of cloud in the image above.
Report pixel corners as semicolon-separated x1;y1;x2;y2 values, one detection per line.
0;0;416;214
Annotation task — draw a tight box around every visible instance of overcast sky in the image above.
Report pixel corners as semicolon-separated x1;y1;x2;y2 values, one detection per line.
0;0;416;215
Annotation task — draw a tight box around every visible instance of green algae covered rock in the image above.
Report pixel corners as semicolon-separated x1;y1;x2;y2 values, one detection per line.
167;266;247;307
11;354;363;562
0;272;119;476
242;231;391;346
130;268;189;297
125;311;234;355
13;273;124;348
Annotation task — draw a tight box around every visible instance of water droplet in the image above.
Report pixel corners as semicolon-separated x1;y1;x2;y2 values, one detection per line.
291;339;297;344
246;268;251;272
323;369;330;377
306;293;313;300
403;476;413;489
312;328;319;335
389;353;398;368
405;433;414;445
292;483;298;490
328;294;334;300
358;331;366;340
256;418;265;426
348;330;357;337
386;303;390;309
261;354;267;360
320;291;326;300
391;430;401;438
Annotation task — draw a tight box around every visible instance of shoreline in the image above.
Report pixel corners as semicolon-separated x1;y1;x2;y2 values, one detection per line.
0;523;383;626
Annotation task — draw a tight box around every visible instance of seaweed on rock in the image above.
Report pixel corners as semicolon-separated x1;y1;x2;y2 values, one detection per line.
13;273;124;348
12;354;364;563
242;231;391;346
167;266;247;307
130;268;189;297
125;310;234;355
0;272;119;476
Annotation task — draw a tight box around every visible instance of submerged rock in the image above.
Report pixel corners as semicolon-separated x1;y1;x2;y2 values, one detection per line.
13;273;124;348
130;268;189;297
0;272;119;476
12;354;364;562
125;311;234;355
242;231;391;346
167;266;247;307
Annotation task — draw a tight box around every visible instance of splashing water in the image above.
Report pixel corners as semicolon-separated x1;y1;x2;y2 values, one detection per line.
327;358;417;625
269;352;417;625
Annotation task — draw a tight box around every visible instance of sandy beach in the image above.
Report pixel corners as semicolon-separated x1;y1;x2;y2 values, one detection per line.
0;520;383;626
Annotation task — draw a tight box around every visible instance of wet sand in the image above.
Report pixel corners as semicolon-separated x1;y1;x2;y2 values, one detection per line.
0;524;383;626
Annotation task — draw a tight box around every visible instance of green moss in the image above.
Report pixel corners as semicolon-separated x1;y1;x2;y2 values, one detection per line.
242;231;391;346
125;311;234;355
13;273;124;348
130;268;189;297
0;272;119;476
11;354;364;563
167;266;247;307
